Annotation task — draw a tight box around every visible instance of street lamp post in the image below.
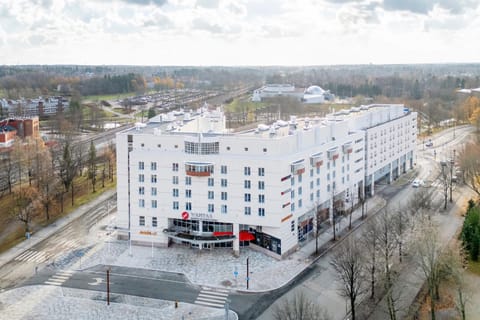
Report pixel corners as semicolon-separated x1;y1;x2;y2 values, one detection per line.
450;149;456;203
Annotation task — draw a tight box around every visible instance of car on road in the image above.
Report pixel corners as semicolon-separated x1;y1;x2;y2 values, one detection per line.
412;178;424;188
425;140;433;147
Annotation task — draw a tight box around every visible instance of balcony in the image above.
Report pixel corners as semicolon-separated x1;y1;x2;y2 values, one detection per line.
310;152;324;167
185;162;214;177
327;147;339;160
291;159;305;175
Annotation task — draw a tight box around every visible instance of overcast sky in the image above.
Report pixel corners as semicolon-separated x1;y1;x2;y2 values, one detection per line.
0;0;479;66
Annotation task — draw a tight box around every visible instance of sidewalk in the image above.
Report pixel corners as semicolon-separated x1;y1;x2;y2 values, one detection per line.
0;189;116;270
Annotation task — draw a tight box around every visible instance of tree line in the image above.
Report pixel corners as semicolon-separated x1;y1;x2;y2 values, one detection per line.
3;135;116;235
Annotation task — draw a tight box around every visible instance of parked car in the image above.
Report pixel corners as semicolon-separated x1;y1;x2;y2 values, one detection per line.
425;141;433;147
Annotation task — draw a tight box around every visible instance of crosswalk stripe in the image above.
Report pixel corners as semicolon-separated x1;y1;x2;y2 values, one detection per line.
202;287;229;293
20;251;38;260
32;252;47;263
197;296;225;304
197;295;226;303
44;281;63;286
200;290;229;297
15;251;33;260
195;300;225;308
51;275;70;280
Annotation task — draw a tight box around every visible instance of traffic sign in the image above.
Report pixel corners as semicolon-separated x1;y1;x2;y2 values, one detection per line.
182;211;189;220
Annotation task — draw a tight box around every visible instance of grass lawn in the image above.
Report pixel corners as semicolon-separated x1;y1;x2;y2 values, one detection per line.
468;259;480;276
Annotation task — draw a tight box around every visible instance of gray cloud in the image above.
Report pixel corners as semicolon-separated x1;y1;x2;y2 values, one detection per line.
195;0;220;9
337;2;380;27
143;14;174;28
118;0;168;5
192;17;224;33
324;0;478;15
383;0;477;14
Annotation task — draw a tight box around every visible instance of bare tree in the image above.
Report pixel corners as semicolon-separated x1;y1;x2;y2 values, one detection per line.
330;237;366;320
10;186;40;234
443;247;470;320
440;162;450;210
392;205;411;263
57;138;78;207
361;217;380;299
408;187;433;217
87;141;97;193
273;291;331;320
458;142;480;197
376;208;399;320
412;222;444;320
37;149;59;221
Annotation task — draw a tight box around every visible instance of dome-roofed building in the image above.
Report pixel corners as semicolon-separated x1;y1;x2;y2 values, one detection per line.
302;85;335;104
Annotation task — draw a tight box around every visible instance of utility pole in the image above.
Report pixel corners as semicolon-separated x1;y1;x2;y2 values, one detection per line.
246;257;250;290
106;268;110;306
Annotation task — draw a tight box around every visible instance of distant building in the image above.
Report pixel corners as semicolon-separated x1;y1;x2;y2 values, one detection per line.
252;84;335;103
0;117;40;149
0;96;69;117
301;85;335;104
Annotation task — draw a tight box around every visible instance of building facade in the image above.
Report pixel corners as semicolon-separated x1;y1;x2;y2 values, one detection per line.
116;104;416;258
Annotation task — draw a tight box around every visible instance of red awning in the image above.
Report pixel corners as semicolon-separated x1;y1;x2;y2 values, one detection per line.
239;230;255;241
213;231;233;237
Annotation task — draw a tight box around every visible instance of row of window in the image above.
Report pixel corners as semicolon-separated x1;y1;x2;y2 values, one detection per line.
138;203;266;217
140;162;266;176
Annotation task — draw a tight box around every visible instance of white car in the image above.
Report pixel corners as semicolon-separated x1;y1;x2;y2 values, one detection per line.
412;179;424;188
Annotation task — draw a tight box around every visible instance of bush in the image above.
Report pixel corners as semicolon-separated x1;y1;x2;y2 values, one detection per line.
461;205;480;261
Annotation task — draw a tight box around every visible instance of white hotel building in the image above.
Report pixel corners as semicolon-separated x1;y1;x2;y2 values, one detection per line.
116;104;417;258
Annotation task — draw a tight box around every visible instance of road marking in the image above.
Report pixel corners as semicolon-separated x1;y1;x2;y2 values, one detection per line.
88;277;104;286
14;250;49;263
194;287;229;309
44;270;74;286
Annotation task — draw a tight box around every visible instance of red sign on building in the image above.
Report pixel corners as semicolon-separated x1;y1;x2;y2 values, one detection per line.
182;211;189;220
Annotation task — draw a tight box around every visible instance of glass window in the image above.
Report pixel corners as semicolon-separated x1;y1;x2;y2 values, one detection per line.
317;178;320;186
221;205;227;214
258;181;265;190
244;180;251;189
172;163;179;171
139;199;145;208
185;189;192;198
208;191;214;199
173;188;179;197
316;190;320;198
310;169;313;177
172;176;179;185
173;201;179;210
186;202;192;210
291;177;295;186
221;179;228;187
310;193;314;201
259;194;265;203
139;186;144;195
244;193;251;202
316;166;320;174
291;190;295;198
151;162;157;171
151;200;157;208
208;178;214;187
258;167;265;176
139;174;144;182
298;175;303;183
138;161;144;170
221;192;227;200
208;204;214;213
258;208;265;216
291;203;295;211
151;187;157;196
139;216;145;226
310;181;314;189
298;187;302;195
291;220;295;232
152;217;157;227
298;199;302;208
185;176;191;185
221;165;227;174
244;167;251;176
244;207;251;215
151;175;157;183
